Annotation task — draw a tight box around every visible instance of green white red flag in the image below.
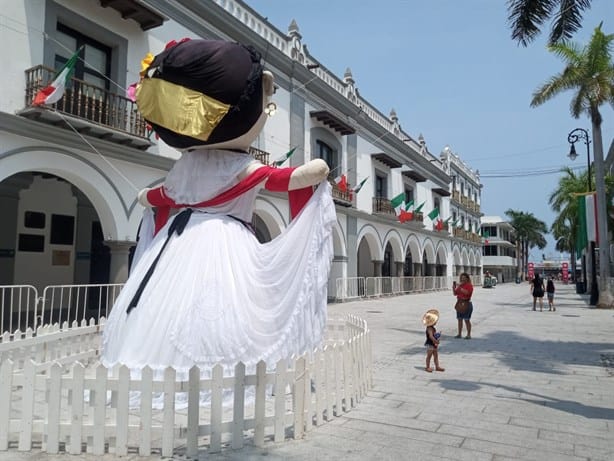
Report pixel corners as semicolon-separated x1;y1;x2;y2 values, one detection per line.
272;147;297;167
391;193;413;223
334;174;348;192
33;47;82;106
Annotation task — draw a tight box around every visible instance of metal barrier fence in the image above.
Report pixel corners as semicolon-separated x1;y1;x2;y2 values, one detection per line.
0;284;123;336
0;285;38;338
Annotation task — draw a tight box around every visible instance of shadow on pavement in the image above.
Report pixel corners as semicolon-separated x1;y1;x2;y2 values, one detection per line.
434;379;614;420
397;330;613;375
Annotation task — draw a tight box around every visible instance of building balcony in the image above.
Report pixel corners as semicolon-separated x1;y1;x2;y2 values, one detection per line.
372;196;395;216
247;147;271;166
433;222;449;232
328;177;352;207
18;65;152;150
452;190;461;202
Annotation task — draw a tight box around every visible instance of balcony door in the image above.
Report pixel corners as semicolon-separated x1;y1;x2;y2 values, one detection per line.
54;23;112;123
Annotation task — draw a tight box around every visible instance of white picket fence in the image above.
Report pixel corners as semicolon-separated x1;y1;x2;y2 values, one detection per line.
0;315;371;457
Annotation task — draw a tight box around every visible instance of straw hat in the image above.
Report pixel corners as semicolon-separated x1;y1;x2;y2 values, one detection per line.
422;309;439;327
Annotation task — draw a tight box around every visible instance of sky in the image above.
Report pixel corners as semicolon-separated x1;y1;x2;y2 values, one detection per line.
245;0;614;261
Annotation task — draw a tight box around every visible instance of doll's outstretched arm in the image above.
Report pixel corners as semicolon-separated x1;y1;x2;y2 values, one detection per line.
261;159;329;219
137;186;173;208
243;158;330;190
288;159;329;189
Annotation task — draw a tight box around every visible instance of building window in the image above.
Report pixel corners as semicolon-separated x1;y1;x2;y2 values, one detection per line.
375;173;387;198
316;140;338;173
433;196;441;211
53;23;112;124
56;23;111;91
483;225;497;237
483;245;497;256
404;186;414;203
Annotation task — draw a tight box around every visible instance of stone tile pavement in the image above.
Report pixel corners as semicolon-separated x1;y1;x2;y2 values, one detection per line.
3;281;614;460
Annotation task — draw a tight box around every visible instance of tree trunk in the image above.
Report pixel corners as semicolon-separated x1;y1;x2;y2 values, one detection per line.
516;240;522;280
570;246;576;284
591;120;613;307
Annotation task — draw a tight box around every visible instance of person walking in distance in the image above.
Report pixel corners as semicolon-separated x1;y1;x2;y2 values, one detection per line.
531;273;545;311
546;276;556;311
453;273;474;339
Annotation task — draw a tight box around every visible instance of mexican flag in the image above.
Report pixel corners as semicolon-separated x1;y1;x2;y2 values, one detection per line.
427;207;439;221
436;217;450;232
272;147;297;167
482;229;490;244
352;177;368;194
334;174;348;192
391;193;413;223
33;47;82;106
414;201;425;214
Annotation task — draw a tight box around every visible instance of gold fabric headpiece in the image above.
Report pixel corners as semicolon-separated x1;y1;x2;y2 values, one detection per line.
136;78;231;142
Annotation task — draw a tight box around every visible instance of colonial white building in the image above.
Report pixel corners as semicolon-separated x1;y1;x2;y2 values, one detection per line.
480;216;517;283
0;0;483;300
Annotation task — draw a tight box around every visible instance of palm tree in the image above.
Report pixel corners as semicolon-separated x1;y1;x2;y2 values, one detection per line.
549;167;589;281
505;209;548;280
548;168;589;250
507;0;593;46
531;23;614;307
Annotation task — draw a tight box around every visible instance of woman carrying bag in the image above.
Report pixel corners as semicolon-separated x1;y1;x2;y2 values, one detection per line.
453;272;474;339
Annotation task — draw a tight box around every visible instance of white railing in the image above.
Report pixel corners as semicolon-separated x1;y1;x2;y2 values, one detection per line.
0;284;122;335
40;284;123;327
0;315;371;457
0;285;39;336
336;276;450;300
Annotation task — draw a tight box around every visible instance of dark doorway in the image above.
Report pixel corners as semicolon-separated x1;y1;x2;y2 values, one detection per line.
89;221;109;284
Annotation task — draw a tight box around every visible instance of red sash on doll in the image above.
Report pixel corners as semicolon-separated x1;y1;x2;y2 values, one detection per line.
145;165;314;235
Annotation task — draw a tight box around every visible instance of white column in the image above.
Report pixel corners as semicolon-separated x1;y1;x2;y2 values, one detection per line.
105;240;135;284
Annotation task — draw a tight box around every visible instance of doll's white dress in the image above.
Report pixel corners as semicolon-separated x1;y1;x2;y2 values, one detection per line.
101;150;335;375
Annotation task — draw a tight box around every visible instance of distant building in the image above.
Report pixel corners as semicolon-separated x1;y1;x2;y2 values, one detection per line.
440;145;483;276
480;216;517;283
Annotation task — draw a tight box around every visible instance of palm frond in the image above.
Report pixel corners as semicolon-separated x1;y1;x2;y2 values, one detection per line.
508;0;557;46
549;0;591;44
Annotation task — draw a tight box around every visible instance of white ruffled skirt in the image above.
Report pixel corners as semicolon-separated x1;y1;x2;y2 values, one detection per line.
101;183;335;374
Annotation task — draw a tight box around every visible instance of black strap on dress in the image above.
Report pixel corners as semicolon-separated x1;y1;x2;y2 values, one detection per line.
127;208;193;314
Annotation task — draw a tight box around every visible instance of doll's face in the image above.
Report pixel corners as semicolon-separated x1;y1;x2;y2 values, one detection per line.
199;71;275;152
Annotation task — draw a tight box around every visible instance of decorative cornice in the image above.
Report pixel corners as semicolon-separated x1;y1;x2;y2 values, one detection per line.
0;112;175;172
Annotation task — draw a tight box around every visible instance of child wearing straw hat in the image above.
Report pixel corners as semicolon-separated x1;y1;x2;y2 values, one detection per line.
422;309;445;373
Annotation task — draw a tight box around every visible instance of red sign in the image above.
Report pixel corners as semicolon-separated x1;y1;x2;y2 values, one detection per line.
528;262;535;280
561;262;569;283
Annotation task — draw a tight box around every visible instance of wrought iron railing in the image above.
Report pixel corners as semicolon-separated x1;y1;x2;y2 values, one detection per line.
24;65;148;138
372;197;395;215
247;146;271;165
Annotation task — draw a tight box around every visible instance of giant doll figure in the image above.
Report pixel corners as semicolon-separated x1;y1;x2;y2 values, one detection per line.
102;39;334;373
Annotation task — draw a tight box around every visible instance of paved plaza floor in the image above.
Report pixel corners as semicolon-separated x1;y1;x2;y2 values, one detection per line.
3;281;614;460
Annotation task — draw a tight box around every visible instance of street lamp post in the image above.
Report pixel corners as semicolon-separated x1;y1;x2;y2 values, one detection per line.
567;128;598;306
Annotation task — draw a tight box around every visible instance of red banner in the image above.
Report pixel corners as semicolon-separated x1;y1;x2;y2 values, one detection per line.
561;262;569;283
528;262;534;280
